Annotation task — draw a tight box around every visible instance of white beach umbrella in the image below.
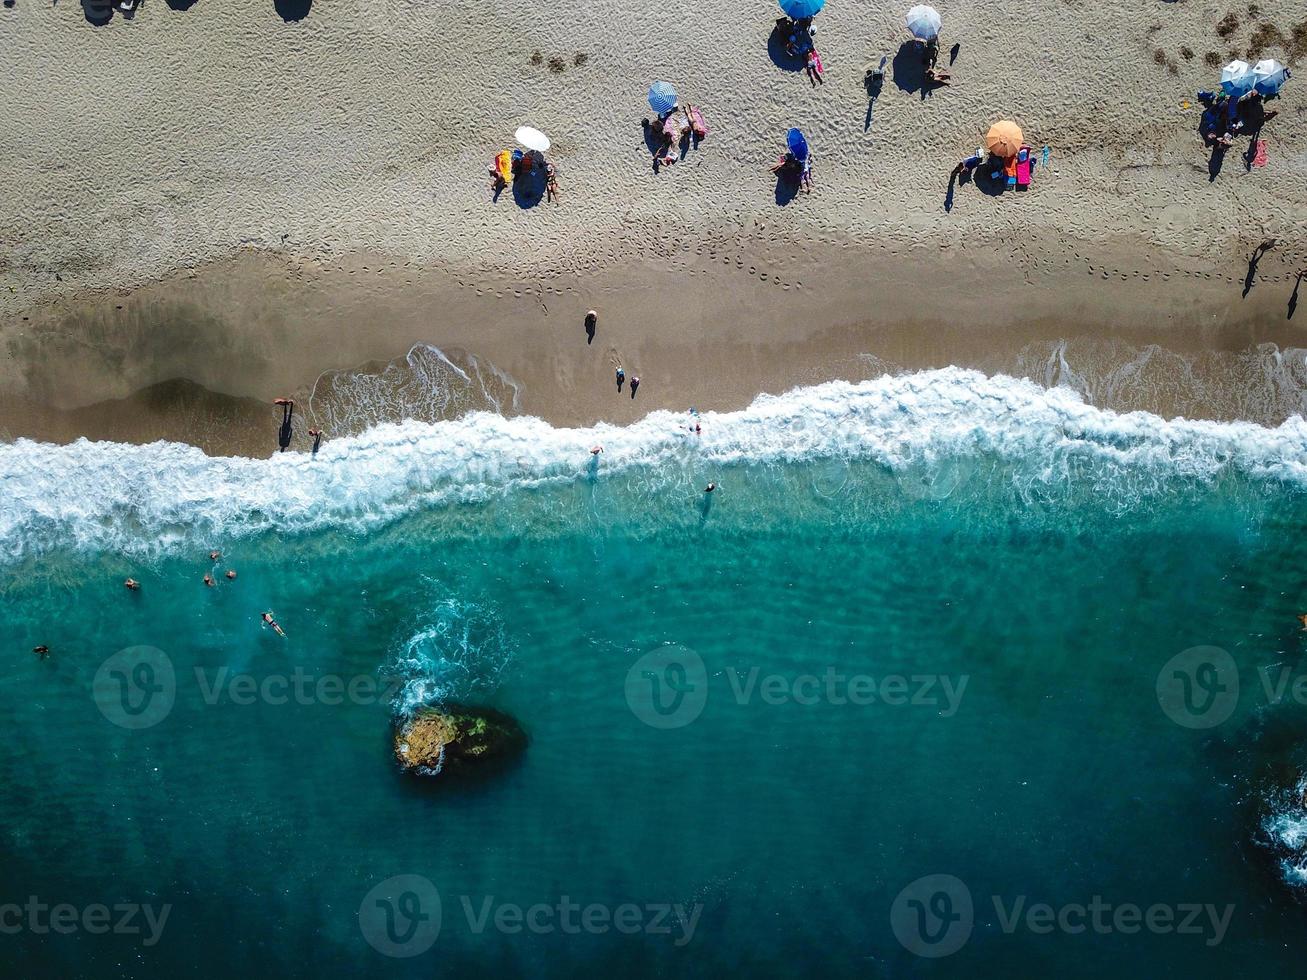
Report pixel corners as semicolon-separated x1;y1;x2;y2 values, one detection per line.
906;4;941;39
514;126;551;152
1252;58;1289;95
1220;59;1254;95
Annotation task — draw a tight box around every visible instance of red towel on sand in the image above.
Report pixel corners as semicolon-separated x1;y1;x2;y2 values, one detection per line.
1251;139;1268;167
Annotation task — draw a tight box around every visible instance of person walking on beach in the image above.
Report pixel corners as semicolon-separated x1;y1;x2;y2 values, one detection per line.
616;367;625;392
274;398;294;452
630;376;640;399
585;310;598;343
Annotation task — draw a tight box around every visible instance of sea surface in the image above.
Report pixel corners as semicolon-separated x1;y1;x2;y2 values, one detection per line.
4;367;1307;977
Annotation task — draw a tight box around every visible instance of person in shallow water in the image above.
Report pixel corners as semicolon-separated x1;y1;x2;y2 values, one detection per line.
309;428;323;456
274;398;294;452
33;646;49;659
262;612;286;637
705;482;716;493
124;578;140;591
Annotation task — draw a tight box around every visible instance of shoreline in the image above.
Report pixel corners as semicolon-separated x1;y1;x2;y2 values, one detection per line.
2;228;1306;457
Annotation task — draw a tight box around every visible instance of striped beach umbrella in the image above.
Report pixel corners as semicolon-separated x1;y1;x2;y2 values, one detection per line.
1220;59;1254;95
779;0;825;19
648;81;678;115
906;5;941;40
1252;59;1289;95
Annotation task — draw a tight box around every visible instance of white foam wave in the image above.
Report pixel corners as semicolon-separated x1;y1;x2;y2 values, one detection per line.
2;367;1307;561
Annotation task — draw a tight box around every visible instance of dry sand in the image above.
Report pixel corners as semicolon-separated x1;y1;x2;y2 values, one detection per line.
2;0;1306;454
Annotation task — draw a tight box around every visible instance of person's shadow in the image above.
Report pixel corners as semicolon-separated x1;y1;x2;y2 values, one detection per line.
1242;245;1271;298
863;62;886;132
1289;273;1302;320
972;163;1007;197
892;40;926;94
80;0;118;24
584;313;597;344
274;0;311;21
1207;143;1227;182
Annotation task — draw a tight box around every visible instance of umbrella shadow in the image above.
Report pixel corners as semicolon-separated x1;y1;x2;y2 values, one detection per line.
892;40;927;94
774;172;801;207
274;0;312;20
972;163;1008;197
767;21;807;73
165;0;199;8
512;163;548;209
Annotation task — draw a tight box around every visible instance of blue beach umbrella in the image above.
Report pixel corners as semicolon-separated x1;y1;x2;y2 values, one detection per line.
786;127;810;161
779;0;824;19
1252;58;1289;96
1220;59;1254;96
648;81;679;114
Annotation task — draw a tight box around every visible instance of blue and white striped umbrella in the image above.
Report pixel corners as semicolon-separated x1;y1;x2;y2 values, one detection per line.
648;81;678;115
906;5;941;40
1252;58;1289;96
779;0;824;19
1220;59;1254;96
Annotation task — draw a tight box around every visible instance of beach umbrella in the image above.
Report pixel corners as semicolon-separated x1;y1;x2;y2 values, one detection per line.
1252;58;1289;95
786;127;810;161
514;126;551;152
1220;59;1254;95
648;81;678;115
905;4;941;40
779;0;824;19
985;120;1023;158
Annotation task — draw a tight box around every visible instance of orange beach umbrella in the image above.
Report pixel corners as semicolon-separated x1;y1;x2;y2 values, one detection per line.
985;120;1024;158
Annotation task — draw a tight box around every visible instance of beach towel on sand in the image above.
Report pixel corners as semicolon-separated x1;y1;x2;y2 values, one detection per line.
1251;139;1268;167
687;105;708;138
1016;147;1032;187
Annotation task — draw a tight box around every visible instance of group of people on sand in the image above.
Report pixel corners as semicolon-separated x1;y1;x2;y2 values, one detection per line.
1200;88;1280;168
647;103;709;168
778;16;826;86
488;149;560;203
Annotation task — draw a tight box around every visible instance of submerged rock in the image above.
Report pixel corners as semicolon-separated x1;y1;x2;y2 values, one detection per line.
394;705;526;776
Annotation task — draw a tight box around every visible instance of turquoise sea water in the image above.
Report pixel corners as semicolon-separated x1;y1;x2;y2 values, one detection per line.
5;369;1307;976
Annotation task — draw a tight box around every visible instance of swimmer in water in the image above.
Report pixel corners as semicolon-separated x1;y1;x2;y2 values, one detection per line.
209;551;221;561
262;612;286;637
33;646;49;659
226;570;237;580
1299;613;1307;632
705;482;716;493
273;398;294;453
124;578;140;591
591;445;603;455
309;428;323;456
204;574;215;587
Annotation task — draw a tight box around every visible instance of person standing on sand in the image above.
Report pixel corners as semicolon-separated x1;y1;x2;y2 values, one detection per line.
630;376;640;399
274;398;294;452
309;428;323;456
616;367;625;392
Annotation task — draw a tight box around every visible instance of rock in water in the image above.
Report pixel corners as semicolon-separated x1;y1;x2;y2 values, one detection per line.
394;705;526;776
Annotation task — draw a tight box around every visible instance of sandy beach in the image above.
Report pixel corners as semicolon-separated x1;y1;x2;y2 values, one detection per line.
2;0;1305;454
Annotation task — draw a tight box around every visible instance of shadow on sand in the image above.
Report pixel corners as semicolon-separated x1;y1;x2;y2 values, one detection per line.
892;40;926;94
274;0;312;21
767;22;806;73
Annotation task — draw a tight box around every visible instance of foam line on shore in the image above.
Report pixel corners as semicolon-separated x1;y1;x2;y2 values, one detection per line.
2;367;1306;563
